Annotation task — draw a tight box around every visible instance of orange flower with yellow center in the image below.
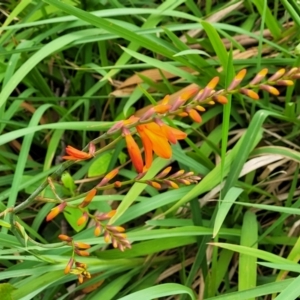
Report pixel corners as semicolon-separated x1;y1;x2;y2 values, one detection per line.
137;122;187;170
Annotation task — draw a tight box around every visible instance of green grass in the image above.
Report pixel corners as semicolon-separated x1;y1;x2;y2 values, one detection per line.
0;0;300;299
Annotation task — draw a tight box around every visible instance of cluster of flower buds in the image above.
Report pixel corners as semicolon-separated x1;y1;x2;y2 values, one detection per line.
64;258;91;284
103;225;131;252
58;234;92;282
145;167;201;189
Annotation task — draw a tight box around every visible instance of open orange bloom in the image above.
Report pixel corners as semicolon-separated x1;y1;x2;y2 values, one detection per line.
62;146;92;161
137;122;187;169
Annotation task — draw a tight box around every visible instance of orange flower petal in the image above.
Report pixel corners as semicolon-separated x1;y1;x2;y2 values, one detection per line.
143;127;171;159
137;126;153;169
125;134;144;173
167;126;187;140
65;146;92;160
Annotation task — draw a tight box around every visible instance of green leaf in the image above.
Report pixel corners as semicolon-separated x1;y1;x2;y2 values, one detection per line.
239;212;258;298
0;283;16;300
61;171;77;196
117;283;196;300
88;152;112;177
64;206;88;232
213;187;243;237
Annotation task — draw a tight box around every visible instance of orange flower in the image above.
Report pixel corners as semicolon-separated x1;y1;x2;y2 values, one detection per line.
137;122;187;169
62;146;92;161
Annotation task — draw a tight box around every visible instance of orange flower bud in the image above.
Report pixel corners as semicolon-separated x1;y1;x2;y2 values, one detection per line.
123;115;140;126
177;112;189;117
156;166;172;178
104;231;111;243
74;242;91;249
79;189;97;208
195;105;206;112
114;181;122;188
146;181;161;189
171;170;185;178
75;249;90;256
164;180;179;189
188;109;202;123
94;223;102;236
58;234;73;242
240;88;259;100
214;95;228;104
98;169;119;187
228;69;247;90
259;84;280;95
77;212;89;226
276;80;294;86
123;128;144;174
250;68;268;85
177;179;191;185
46;202;67;221
268;68;285;82
78;274;84;283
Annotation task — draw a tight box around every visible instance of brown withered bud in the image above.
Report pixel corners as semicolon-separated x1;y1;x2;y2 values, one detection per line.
107;121;124;134
227;69;247;91
239;88;259;100
135;171;147;180
77;212;89;226
46;202;67;222
249;68;268;85
64;258;74;274
58;234;73;242
259;84;280;96
79;189;97;208
75;262;87;269
88;143;96;156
